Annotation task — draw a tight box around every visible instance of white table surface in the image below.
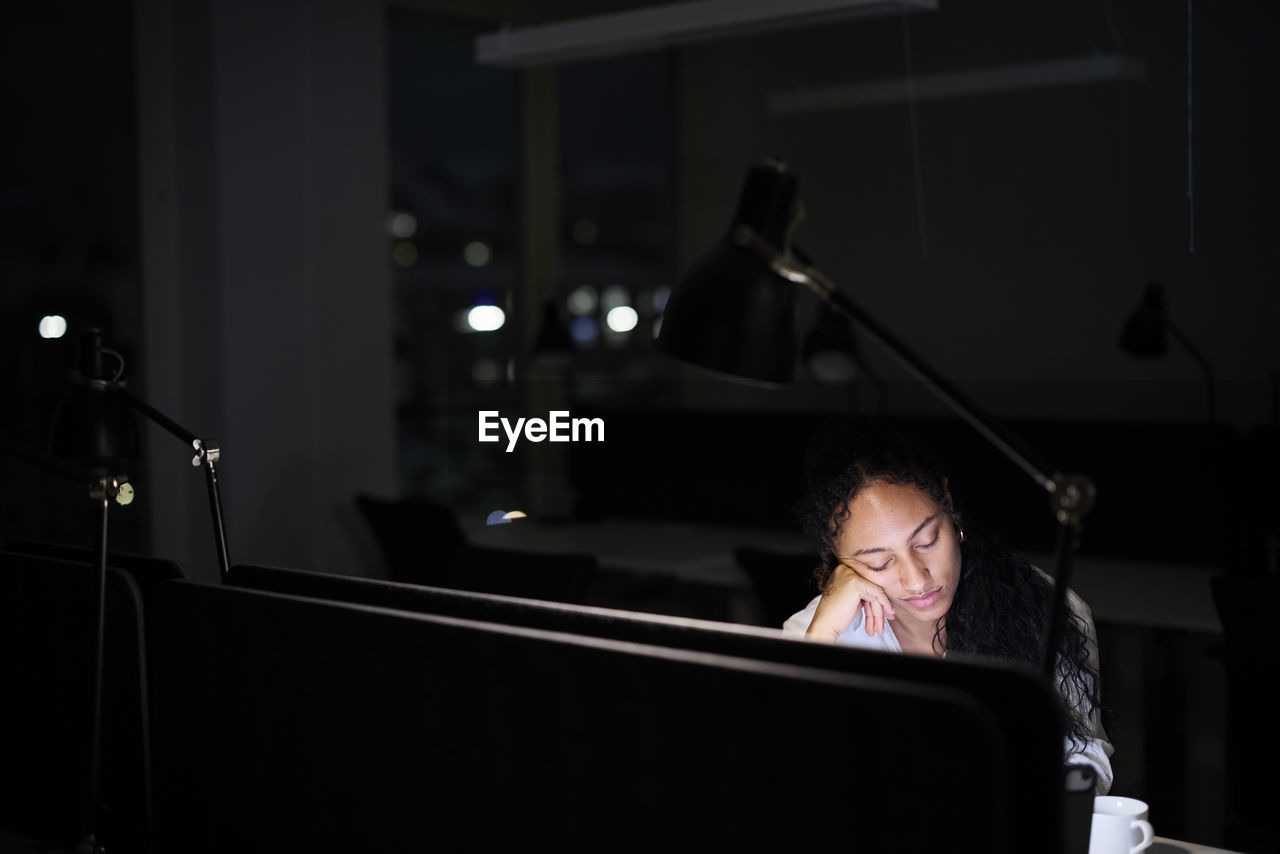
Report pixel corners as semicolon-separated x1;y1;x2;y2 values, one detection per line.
1151;837;1248;853
1023;552;1223;635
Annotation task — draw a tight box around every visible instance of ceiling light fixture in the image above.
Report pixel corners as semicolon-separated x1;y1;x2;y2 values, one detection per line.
476;0;937;67
768;54;1145;114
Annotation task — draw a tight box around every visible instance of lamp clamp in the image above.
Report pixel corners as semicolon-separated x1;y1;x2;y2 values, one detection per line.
1048;472;1096;527
88;470;134;507
191;438;221;468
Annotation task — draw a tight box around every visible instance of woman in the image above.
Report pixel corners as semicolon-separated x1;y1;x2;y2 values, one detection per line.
782;418;1114;793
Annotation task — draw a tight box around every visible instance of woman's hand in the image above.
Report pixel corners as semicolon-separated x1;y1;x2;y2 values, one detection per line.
805;563;895;643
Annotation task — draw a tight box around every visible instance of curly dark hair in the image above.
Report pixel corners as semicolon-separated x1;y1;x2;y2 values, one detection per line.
793;417;1107;750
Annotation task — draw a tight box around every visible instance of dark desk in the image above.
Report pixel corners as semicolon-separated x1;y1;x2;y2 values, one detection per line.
464;516;1232;845
0;825;1248;853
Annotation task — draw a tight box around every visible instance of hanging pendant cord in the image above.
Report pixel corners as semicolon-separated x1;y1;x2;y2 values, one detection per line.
901;9;928;258
1187;0;1195;253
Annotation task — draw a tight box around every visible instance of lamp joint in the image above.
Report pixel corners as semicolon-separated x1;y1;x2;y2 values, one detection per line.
1049;472;1096;526
89;470;130;505
192;439;221;467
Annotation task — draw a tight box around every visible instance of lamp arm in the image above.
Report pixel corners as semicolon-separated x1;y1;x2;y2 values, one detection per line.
118;387;198;445
201;450;231;582
732;225;1096;678
117;388;231;581
1165;322;1216;423
734;225;1058;486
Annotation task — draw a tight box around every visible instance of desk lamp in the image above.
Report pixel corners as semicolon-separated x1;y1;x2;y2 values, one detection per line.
1119;283;1216;423
655;158;1095;679
30;327;230;850
51;329;231;580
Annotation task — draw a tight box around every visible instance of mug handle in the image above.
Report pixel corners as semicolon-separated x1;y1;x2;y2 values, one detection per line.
1130;819;1154;853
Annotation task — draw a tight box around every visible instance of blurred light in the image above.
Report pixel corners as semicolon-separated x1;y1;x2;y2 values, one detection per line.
572;219;599;245
652;316;663;339
467;304;506;332
801;306;864;385
601;285;629;311
486;509;527;526
392;241;418;267
388;211;418;239
567;286;598;316
39;315;68;339
652;285;672;314
472;358;501;385
570;316;599;345
606;305;638;333
464;241;492;267
807;350;860;384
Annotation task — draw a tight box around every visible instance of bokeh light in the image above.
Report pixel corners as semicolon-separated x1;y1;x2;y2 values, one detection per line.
567;286;598;316
472;358;501;385
464;241;492;267
388;211;417;239
652;285;672;314
467;304;505;332
601;285;629;311
605;305;638;333
570;315;599;346
392;241;418;267
38;315;68;339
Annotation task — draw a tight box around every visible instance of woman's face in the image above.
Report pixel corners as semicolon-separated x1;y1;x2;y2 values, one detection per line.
833;479;962;627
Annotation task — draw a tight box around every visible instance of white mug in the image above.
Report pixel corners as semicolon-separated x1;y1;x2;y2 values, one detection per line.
1089;796;1154;854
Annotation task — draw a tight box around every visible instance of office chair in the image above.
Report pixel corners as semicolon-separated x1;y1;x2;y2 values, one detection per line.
353;494;467;586
0;546;184;854
1211;573;1279;853
446;543;597;605
732;546;819;629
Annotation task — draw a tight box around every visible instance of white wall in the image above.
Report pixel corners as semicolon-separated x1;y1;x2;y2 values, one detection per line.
134;0;397;581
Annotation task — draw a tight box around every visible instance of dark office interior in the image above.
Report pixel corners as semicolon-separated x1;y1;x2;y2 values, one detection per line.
2;0;1277;852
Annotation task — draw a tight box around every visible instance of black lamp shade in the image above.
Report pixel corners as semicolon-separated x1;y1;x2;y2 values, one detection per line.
654;160;801;384
1119;284;1168;357
656;238;797;384
49;330;141;469
49;385;140;468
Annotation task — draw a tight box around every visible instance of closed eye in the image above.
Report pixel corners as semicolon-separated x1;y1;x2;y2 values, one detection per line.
916;536;938;550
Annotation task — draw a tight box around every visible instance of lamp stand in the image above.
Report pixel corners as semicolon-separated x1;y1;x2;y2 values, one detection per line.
76;472;115;854
0;434;123;854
